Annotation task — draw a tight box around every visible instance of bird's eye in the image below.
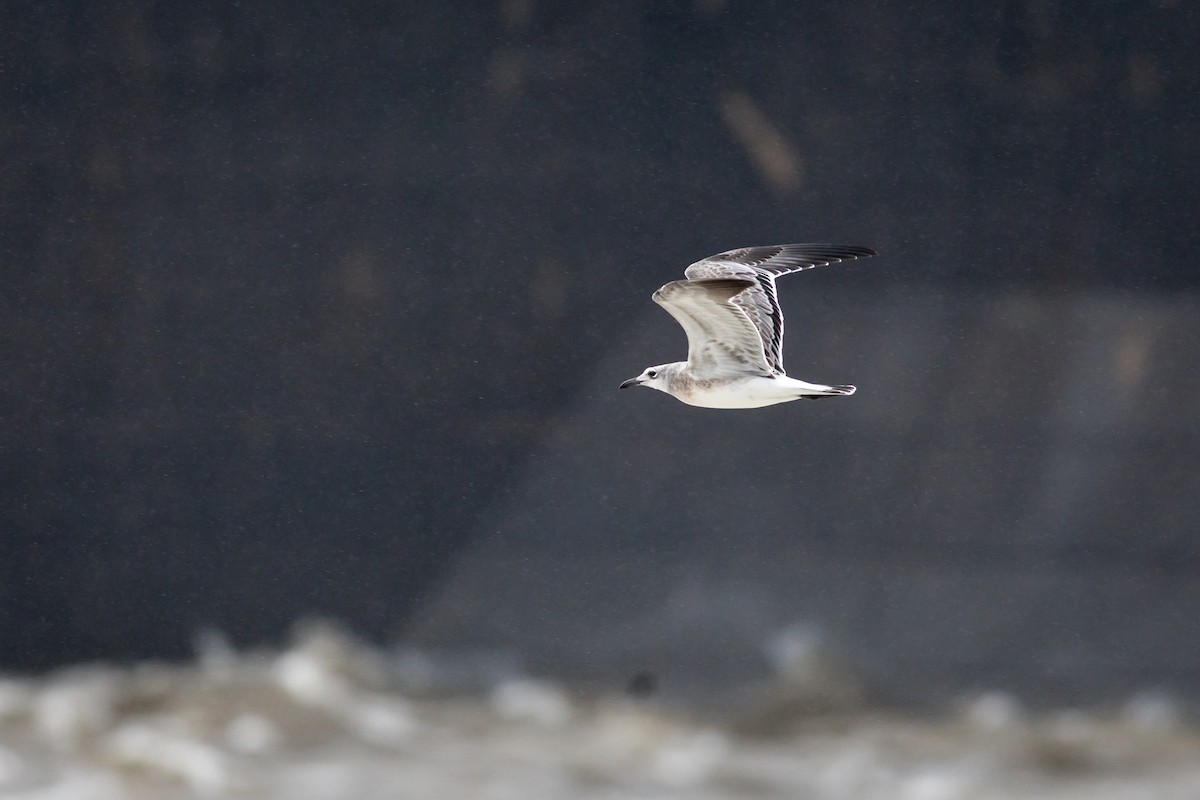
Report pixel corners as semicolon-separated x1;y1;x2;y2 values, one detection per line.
647;370;658;378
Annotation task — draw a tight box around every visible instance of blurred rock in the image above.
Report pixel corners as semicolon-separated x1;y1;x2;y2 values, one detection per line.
961;690;1024;732
224;713;283;755
32;670;118;750
1122;690;1183;733
730;624;870;735
490;679;572;727
105;721;234;796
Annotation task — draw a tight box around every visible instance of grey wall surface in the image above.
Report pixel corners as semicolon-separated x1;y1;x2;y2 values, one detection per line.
410;285;1200;704
2;0;1198;693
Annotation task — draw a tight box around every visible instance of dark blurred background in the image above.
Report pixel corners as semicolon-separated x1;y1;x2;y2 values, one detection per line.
2;1;1198;702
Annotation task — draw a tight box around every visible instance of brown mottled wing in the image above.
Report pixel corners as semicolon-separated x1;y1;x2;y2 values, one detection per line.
652;278;770;375
683;244;876;374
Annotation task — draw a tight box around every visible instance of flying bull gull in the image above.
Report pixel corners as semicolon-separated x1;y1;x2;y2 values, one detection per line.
620;243;876;408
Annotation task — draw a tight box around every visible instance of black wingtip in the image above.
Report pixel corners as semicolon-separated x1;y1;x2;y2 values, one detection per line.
800;384;856;400
783;244;876;259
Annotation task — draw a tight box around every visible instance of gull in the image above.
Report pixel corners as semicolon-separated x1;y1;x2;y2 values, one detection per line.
620;243;876;408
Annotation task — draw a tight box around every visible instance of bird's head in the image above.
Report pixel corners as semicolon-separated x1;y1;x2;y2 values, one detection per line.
619;363;678;393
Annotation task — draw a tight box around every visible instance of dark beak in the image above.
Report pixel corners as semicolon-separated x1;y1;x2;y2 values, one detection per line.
619;377;643;389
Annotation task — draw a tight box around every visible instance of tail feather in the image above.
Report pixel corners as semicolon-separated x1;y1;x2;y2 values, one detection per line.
800;383;855;400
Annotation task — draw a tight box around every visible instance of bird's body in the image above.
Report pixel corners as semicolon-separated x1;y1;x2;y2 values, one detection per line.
656;368;854;409
620;244;875;409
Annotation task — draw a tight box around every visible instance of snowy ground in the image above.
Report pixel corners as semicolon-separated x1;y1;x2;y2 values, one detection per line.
1;624;1198;800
